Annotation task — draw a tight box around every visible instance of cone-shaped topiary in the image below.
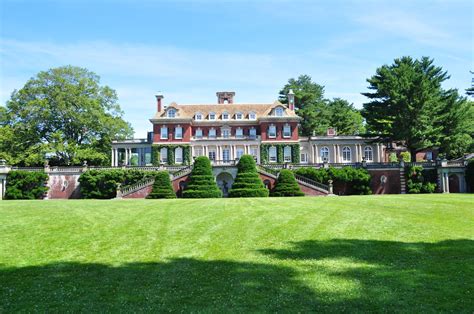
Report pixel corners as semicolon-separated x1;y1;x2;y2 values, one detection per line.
147;171;176;199
229;155;269;197
271;169;304;197
182;156;221;198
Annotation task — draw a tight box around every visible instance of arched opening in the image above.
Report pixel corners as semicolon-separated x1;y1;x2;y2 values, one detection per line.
216;172;234;197
263;179;272;190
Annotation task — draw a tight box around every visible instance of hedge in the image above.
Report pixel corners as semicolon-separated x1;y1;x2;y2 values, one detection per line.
406;165;437;194
260;144;300;164
294;166;372;195
271;169;304;197
229;155;269;197
182;156;221;198
147;171;176;199
151;145;191;165
4;170;48;200
79;169;155;199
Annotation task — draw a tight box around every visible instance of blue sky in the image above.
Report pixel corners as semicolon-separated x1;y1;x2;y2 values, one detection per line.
1;0;473;137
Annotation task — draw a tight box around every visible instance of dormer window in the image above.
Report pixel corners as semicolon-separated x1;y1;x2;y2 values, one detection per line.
209;112;216;120
275;107;284;117
167;108;176;118
195;112;202;121
249;112;256;120
222;112;229;120
236;112;243;120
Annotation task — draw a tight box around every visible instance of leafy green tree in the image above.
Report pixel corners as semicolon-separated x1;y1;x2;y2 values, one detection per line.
362;56;471;161
279;75;329;136
327;98;365;135
229;155;269;197
1;66;133;166
279;75;364;136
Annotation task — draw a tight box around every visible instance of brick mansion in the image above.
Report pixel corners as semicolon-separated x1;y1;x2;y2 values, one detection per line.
111;91;386;166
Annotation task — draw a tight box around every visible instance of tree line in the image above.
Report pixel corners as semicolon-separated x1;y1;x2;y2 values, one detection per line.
1;57;473;166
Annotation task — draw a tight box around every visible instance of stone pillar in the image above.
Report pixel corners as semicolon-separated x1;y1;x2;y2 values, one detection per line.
333;145;337;163
257;145;261;164
355;144;359;162
336;145;341;163
376;143;381;162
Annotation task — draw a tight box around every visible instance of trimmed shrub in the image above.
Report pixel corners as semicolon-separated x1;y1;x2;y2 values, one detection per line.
406;166;437;194
4;170;48;200
294;166;372;195
229;155;269;197
147;171;176;199
182;156;221;198
271;169;304;197
79;169;155;199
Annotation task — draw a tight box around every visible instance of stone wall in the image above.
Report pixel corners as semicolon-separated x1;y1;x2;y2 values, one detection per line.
47;173;82;199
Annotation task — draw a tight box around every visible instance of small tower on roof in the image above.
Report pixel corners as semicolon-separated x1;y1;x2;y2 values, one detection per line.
216;91;235;104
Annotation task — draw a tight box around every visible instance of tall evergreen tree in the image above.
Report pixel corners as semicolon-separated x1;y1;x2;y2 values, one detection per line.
182;156;221;198
362;56;458;161
147;171;176;199
327;98;365;135
228;155;269;197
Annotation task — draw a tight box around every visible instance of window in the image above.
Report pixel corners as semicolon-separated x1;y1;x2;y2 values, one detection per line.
160;147;168;163
320;147;329;162
222;112;229;120
160;126;168;139
209;112;216;120
301;153;308;163
269;146;277;162
236;148;244;159
208;150;216;161
236;128;243;138
167;109;176;118
222;128;230;138
249;127;257;139
194;147;203;157
175;147;183;163
195;128;203;139
249;112;256;120
364;146;373;161
426;151;433;161
283;124;291;138
236;112;243;120
342;146;351;162
175;126;182;139
250;147;258;157
223;148;230;162
195;112;202;121
268;125;276;138
209;128;216;138
284;146;291;162
275;107;284;117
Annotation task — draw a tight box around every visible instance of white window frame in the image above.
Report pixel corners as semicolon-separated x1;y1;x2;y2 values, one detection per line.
275;107;284;117
236;127;243;138
268;125;276;138
284;146;291;162
209;112;216;120
249;112;256;120
249;127;257;139
236;148;244;159
221;128;230;139
195;112;203;121
175;126;183;139
269;146;277;163
342;146;351;162
222;112;229;120
283;124;291;138
160;147;168;163
300;153;308;163
167;109;176;118
236;112;243;120
250;147;258;157
175;147;183;164
208;150;216;161
160;126;168;139
222;148;230;162
195;128;203;139
320;146;329;162
209;128;216;139
364;146;373;162
194;147;203;157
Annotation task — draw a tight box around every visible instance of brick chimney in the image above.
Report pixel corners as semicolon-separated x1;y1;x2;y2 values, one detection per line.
327;127;337;136
216;91;235;104
155;93;164;112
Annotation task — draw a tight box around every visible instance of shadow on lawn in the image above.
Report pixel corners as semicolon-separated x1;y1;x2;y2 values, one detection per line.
1;239;473;312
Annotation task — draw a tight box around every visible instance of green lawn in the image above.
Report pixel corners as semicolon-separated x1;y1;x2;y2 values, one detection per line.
1;195;473;312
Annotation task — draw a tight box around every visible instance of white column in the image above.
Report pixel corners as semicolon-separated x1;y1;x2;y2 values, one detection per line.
115;149;119;166
355;144;359;162
337;145;341;163
333;145;337;163
257;145;261;164
111;148;115;166
314;144;319;163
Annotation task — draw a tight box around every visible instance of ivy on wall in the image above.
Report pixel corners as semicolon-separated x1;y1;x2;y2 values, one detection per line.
151;144;191;165
260;143;300;164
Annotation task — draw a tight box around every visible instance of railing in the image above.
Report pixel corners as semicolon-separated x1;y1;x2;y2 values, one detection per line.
11;167;45;172
257;165;279;176
446;161;465;167
294;174;329;191
172;165;193;179
120;177;156;196
211;160;238;166
404;162;437;168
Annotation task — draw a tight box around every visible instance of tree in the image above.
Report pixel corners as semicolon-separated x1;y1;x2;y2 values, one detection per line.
279;75;329;136
182;156;221;198
270;169;304;197
279;75;364;136
327;98;365;135
228;155;269;197
1;66;133;166
147;171;176;199
362;56;464;161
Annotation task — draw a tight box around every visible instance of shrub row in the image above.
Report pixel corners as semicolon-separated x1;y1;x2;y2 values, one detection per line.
406;166;437;194
79;169;155;199
294;166;372;195
5;170;49;200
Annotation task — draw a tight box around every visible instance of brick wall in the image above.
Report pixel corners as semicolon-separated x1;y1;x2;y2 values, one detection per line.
368;169;401;194
47;174;82;199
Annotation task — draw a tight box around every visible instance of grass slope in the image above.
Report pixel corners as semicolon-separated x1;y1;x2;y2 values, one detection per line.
1;195;473;312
